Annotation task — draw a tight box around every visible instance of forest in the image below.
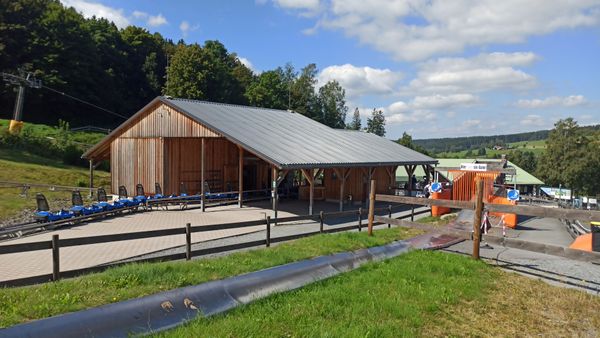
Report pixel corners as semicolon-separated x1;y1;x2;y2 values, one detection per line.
0;0;364;131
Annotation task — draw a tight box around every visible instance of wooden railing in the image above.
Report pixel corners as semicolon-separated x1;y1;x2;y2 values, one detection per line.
369;179;600;263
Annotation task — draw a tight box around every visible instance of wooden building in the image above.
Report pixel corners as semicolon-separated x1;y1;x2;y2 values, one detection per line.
83;97;437;214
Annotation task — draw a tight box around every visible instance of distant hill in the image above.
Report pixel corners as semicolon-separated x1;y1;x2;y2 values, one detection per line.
414;124;600;154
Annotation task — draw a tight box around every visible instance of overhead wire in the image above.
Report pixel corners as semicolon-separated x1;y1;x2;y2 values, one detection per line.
41;84;128;120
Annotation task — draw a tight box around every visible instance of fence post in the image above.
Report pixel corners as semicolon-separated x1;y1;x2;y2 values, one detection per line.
387;205;392;228
358;207;362;232
367;180;376;236
52;234;60;281
473;179;484;260
319;211;324;233
266;216;271;247
410;205;415;221
185;223;191;261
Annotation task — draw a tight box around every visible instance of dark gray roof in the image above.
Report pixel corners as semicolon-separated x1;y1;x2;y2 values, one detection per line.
162;97;436;169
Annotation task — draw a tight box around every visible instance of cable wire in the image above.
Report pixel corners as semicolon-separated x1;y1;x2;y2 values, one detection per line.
42;84;128;120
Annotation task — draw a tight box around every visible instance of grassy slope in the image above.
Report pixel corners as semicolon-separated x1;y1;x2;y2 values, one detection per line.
159;251;600;337
159;250;493;338
0;119;105;146
0;148;110;220
436;141;547;158
0;227;422;327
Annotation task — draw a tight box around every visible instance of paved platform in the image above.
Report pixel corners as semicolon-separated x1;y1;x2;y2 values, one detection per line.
0;200;404;282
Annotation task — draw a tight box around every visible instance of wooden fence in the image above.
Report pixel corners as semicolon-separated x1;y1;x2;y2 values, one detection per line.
0;205;430;287
369;179;600;263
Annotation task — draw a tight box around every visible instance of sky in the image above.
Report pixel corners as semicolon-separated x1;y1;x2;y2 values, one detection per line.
60;0;600;139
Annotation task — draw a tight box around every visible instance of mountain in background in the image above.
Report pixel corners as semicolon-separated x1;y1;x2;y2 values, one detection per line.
414;124;600;154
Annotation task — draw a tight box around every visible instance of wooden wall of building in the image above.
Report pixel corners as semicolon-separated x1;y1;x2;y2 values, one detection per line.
110;138;164;195
322;167;395;202
120;103;221;138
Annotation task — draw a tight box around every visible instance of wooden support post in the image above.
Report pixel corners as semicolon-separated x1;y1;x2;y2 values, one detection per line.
367;179;376;236
301;169;316;216
319;211;324;233
411;206;415;221
238;146;244;208
473;179;484;260
358;207;363;232
52;234;60;281
309;173;314;215
405;165;416;197
334;168;349;212
185;223;191;261
364;167;374;208
388;205;392;228
89;160;94;198
272;167;278;222
201;138;206;212
266;216;271;247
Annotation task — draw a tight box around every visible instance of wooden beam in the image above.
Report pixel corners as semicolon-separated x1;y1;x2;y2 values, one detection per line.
238;146;244;208
88;160;94;198
272;166;278;221
301;168;318;215
367;179;376;236
201;138;205;212
334;168;349;212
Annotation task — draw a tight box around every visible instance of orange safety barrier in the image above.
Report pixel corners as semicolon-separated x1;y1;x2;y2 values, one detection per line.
569;234;592;252
431;190;452;217
488;195;518;228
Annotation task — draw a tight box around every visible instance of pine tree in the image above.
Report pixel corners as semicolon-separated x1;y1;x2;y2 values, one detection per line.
366;109;385;136
347;108;361;130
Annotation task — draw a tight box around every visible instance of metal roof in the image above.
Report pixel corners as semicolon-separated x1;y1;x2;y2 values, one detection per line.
162;97;436;169
396;158;544;185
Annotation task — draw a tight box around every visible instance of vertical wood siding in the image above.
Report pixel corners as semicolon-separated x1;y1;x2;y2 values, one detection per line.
120;103;221;138
111;138;164;196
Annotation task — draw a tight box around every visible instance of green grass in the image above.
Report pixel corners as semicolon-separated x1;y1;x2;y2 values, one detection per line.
0;148;110;220
0;119;106;146
0;227;422;328
156;250;494;338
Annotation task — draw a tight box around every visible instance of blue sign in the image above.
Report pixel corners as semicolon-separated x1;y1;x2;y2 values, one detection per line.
431;182;442;193
507;189;520;201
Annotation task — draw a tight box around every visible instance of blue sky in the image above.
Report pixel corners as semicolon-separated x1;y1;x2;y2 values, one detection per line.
60;0;600;139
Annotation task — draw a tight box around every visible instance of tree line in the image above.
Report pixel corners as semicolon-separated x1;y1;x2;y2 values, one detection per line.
0;0;386;135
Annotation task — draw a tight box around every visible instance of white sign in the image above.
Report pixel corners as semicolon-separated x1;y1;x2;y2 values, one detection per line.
460;163;488;171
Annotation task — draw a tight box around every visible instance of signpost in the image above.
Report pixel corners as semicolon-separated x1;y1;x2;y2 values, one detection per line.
507;189;520;201
460;163;488;171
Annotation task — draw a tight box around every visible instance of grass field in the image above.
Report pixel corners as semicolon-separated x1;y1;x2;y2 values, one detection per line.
0;148;110;221
157;250;600;337
0;227;422;328
436;139;547;158
0;119;106;146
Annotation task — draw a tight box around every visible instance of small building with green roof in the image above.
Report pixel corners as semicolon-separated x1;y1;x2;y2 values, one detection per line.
396;158;544;195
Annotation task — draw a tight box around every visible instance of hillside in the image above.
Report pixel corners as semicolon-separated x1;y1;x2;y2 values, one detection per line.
414;124;600;154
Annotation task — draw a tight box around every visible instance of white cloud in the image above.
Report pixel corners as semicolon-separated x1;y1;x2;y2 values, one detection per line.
238;57;258;73
272;0;322;16
318;64;402;98
412;94;479;109
521;114;545;126
462;119;481;129
147;13;168;27
406;52;537;93
60;0;129;28
516;95;587;108
387;110;437;125
132;10;147;19
179;21;199;37
290;0;600;61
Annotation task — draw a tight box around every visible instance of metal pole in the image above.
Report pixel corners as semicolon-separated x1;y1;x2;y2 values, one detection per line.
13;85;25;121
473;179;484;260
